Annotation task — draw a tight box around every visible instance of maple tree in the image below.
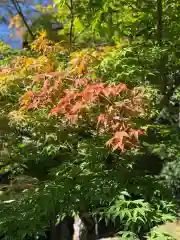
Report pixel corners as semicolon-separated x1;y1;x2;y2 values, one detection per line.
0;34;154;239
16;35;147;153
1;0;180;239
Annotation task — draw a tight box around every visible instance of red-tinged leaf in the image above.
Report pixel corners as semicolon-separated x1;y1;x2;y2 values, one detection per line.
113;142;125;152
26;90;34;97
98;114;105;123
112;143;120;152
69;101;83;114
109;86;119;97
81;87;97;101
138;129;146;135
106;137;114;147
129;129;146;142
90;83;105;95
24;184;33;189
102;86;112;97
74;94;83;102
66;114;78;123
50;107;60;115
97;113;106;128
106;131;132;152
106;136;125;152
116;83;128;93
74;78;88;88
64;103;73;112
54;79;61;89
114;131;130;139
129;129;140;142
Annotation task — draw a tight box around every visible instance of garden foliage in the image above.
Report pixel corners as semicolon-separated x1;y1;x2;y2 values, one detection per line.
0;0;180;239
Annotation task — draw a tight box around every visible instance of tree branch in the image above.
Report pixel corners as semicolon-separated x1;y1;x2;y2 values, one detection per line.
10;0;35;40
69;0;74;53
157;0;162;45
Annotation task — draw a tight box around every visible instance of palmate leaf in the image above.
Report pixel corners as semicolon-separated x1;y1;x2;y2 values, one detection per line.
147;228;176;240
132;208;148;223
104;194;170;235
118;231;139;240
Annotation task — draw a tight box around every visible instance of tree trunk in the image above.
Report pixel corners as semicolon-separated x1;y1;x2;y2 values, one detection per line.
10;0;35;40
73;214;97;240
69;0;74;53
157;0;162;45
48;216;74;240
156;0;168;107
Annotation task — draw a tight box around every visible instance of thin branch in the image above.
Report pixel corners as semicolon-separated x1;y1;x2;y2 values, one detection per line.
72;27;87;43
10;0;35;40
65;2;71;10
69;0;74;53
157;0;162;45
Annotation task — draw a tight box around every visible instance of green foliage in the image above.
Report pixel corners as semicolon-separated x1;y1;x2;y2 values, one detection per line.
147;221;180;240
147;229;175;240
0;41;39;66
0;0;180;239
0;42;11;52
0;42;16;66
118;231;138;240
23;14;63;44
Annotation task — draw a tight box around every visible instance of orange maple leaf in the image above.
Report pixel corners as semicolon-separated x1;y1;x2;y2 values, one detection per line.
106;131;130;152
24;183;34;189
97;113;106;128
78;60;86;74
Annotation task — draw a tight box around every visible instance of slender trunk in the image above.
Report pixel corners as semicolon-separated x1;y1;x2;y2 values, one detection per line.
157;0;167;106
48;216;74;240
157;0;162;45
74;213;97;240
69;0;74;53
10;0;35;40
156;0;165;81
157;0;164;88
107;10;113;43
156;0;173;109
49;217;58;240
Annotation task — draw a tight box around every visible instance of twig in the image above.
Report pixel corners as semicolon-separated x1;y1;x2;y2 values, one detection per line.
10;0;35;40
69;0;74;53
